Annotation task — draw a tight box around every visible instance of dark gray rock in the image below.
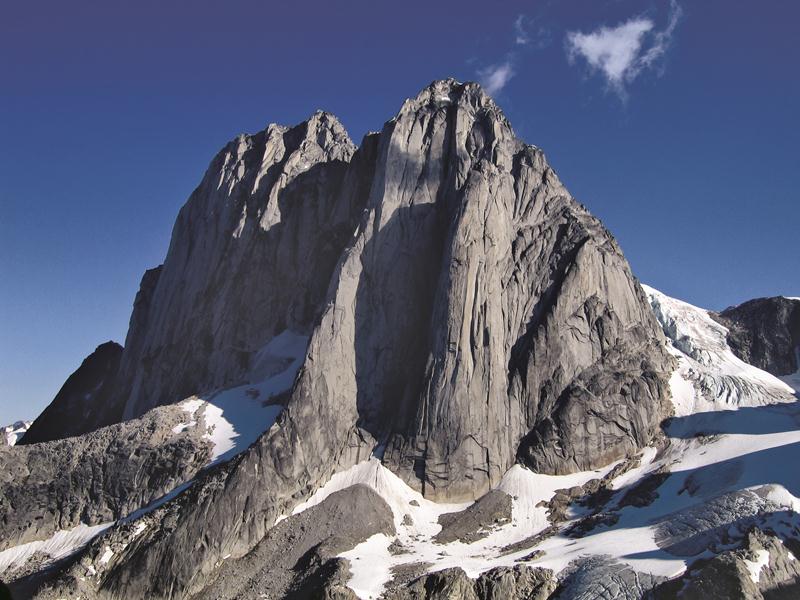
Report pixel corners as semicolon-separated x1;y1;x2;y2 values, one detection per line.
0;402;210;551
652;528;800;600
713;297;800;377
475;565;557;600
435;490;512;544
191;484;393;600
14;79;674;598
385;565;556;600
554;556;664;600
20;341;122;444
25;485;390;600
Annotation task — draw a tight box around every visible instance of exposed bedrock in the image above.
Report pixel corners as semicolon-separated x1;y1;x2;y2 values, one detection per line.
17;79;673;599
384;565;557;600
713;296;800;377
113;111;361;424
0;402;211;551
652;528;800;600
20;341;122;444
191;484;394;600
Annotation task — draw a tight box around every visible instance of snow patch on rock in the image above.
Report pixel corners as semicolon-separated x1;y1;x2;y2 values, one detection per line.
3;421;31;446
0;522;112;574
743;548;770;583
316;288;800;599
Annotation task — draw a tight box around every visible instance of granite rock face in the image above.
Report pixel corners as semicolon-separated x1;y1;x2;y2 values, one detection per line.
714;297;800;377
653;528;800;599
113;112;360;422
192;484;394;600
20;342;122;444
290;79;673;500
0;402;210;551
385;565;556;600
12;79;674;599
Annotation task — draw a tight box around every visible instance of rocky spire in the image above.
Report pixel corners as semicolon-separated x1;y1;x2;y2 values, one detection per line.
111;111;360;422
45;80;674;598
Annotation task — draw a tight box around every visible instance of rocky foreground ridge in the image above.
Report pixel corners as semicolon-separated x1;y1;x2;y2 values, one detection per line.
2;80;799;599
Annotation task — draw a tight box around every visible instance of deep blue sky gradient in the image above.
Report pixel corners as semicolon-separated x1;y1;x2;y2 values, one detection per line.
1;0;798;422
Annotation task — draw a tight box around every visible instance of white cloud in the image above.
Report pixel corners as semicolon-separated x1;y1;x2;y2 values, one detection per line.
477;62;514;95
514;14;552;48
566;0;682;98
514;15;530;45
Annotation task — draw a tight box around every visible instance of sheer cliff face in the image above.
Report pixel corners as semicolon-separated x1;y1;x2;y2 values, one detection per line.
114;113;359;421
292;80;672;499
21;80;673;598
714;297;800;377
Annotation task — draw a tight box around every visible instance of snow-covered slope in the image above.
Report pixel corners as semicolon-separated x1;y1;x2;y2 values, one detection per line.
7;287;799;598
278;286;800;599
0;522;112;577
3;421;31;446
0;331;308;580
171;330;308;466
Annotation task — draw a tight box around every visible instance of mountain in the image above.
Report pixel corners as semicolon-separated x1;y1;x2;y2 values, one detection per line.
20;342;122;444
2;422;30;446
712;297;800;376
1;80;798;600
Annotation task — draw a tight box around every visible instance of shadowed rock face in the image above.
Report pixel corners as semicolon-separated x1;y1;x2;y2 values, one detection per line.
112;112;360;422
384;565;556;600
714;297;800;376
18;79;673;599
20;342;122;444
1;402;211;552
192;484;394;600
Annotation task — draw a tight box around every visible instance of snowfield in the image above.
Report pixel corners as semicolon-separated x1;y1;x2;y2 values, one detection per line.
3;290;799;595
0;330;309;578
170;329;308;465
292;286;800;599
0;522;113;575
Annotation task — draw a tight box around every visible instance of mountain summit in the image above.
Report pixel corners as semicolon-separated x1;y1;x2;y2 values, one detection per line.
4;80;799;600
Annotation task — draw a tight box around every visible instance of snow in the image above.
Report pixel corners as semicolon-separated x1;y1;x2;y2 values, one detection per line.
643;285;796;412
339;534;393;598
743;549;770;583
167;331;308;465
611;446;659;491
0;522;112;575
7;288;799;594
289;287;800;599
3;420;31;446
198;330;307;465
293;457;618;599
780;346;800;396
171;398;203;433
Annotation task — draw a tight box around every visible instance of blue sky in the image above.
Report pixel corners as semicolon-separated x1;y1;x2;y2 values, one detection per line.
1;0;798;423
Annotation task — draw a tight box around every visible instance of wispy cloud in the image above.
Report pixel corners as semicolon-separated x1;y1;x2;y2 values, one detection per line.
514;15;530;46
477;61;515;95
514;14;552;48
566;0;683;99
